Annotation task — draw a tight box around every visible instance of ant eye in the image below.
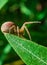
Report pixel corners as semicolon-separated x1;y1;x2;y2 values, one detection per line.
1;21;14;33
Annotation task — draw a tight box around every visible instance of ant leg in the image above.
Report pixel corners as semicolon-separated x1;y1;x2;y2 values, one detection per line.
9;25;20;36
9;25;16;33
20;21;41;32
17;26;19;36
24;26;31;40
20;25;31;40
23;21;41;25
20;21;41;40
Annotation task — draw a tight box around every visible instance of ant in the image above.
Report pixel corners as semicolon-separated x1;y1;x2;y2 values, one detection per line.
1;21;41;40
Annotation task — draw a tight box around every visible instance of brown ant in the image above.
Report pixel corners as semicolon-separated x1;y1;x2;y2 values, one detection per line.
1;21;41;40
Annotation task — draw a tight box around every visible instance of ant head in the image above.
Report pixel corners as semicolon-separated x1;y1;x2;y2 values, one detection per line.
1;21;15;33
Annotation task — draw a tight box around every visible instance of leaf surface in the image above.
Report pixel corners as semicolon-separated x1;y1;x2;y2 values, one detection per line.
4;33;47;65
0;0;8;9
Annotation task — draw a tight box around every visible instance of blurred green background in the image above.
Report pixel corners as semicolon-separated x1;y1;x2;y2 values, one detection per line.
0;0;47;65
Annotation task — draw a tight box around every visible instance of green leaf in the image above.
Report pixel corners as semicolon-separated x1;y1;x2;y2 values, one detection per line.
20;4;31;15
4;33;47;65
37;12;46;20
0;0;8;9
